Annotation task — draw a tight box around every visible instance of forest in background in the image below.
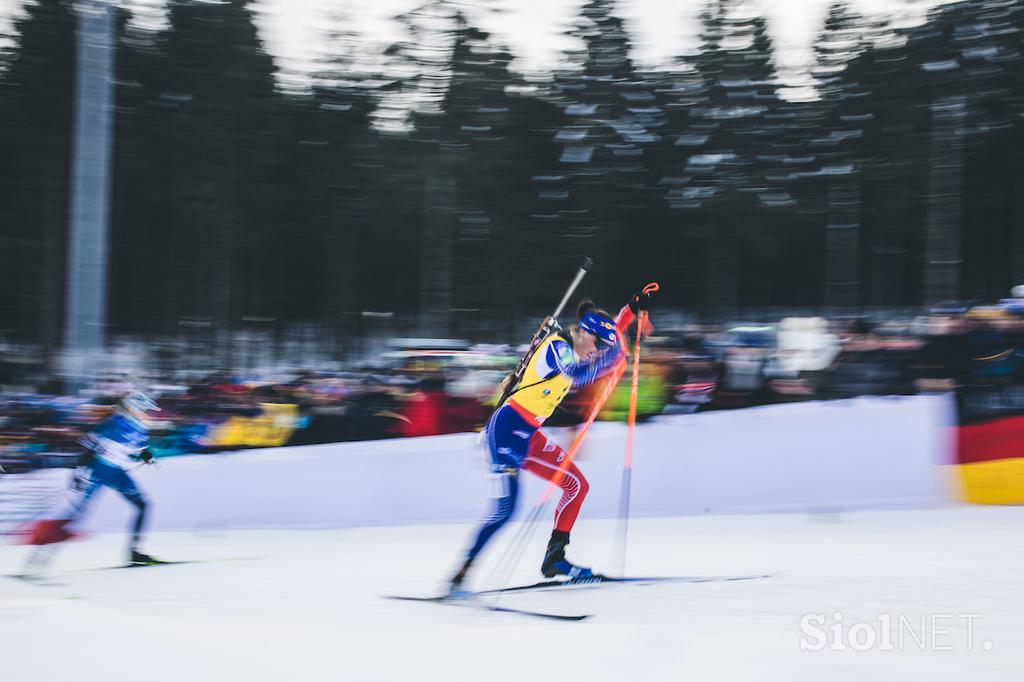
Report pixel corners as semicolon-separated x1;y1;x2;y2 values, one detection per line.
1;0;1023;360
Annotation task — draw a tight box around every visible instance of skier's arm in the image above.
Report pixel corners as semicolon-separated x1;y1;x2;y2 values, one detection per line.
81;415;150;462
614;289;656;339
128;427;153;462
614;304;636;336
78;431;99;453
550;338;623;388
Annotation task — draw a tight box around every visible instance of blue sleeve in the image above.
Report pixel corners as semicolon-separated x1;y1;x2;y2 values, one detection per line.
82;414;149;452
80;416;115;451
91;415;122;442
548;338;621;388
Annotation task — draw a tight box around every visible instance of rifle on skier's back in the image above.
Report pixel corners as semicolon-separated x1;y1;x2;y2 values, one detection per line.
487;257;593;420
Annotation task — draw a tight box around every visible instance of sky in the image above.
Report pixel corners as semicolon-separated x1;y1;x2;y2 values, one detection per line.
0;0;956;98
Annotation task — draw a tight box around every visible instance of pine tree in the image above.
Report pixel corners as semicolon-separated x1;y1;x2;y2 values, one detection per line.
386;2;564;334
0;17;18;339
437;14;562;328
0;0;77;357
153;0;279;361
108;4;176;335
542;0;664;305
909;1;1024;301
687;0;784;315
286;9;379;352
811;2;870;312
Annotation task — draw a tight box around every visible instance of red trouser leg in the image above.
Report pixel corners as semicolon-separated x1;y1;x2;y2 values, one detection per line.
523;430;589;533
22;519;76;545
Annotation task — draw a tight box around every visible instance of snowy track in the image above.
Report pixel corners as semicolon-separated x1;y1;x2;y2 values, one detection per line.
2;507;1022;681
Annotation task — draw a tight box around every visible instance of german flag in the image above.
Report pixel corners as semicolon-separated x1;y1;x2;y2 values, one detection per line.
955;385;1024;504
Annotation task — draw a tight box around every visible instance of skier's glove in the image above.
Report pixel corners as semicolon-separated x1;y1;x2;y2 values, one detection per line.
629;288;655;314
139;448;154;464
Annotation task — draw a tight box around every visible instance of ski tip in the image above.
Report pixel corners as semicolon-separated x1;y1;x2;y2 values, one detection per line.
480;604;592;622
6;572;62;586
105;560;197;570
550;612;590;622
384;593;590;621
7;572;37;581
383;594;451;603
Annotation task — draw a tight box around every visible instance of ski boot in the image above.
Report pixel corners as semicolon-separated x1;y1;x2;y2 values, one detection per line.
447;560;474;599
541;530;597;581
17;546;57;582
129;550;162;566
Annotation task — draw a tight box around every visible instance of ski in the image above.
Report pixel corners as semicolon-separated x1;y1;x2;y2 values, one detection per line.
475;572;778;595
72;556;262;572
385;594;590;622
5;572;66;587
64;559;198;572
116;559;197;570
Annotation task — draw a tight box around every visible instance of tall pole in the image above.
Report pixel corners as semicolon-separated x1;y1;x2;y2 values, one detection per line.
62;0;116;392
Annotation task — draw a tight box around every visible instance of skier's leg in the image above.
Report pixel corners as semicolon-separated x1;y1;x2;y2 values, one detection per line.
451;406;532;591
125;491;148;555
21;467;100;575
523;431;594;579
21;544;58;577
523;431;589;533
99;463;151;561
451;469;519;590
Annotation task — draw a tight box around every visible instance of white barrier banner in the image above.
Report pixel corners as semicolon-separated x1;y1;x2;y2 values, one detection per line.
52;394;957;533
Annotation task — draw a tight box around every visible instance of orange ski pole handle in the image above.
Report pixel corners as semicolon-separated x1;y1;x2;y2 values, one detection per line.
631;282;660;341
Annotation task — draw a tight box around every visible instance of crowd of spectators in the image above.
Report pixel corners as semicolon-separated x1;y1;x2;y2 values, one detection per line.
4;306;1024;472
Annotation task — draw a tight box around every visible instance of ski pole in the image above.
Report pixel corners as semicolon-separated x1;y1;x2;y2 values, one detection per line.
616;282;660;576
126;456;159;473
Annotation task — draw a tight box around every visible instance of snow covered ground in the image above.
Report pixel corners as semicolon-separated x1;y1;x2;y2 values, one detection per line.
2;507;1022;681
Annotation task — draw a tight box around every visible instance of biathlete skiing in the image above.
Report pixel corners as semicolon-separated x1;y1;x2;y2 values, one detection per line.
20;391;162;575
449;287;655;594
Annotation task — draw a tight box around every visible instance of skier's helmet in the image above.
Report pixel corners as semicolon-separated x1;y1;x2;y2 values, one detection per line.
121;391;159;415
578;310;618;347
